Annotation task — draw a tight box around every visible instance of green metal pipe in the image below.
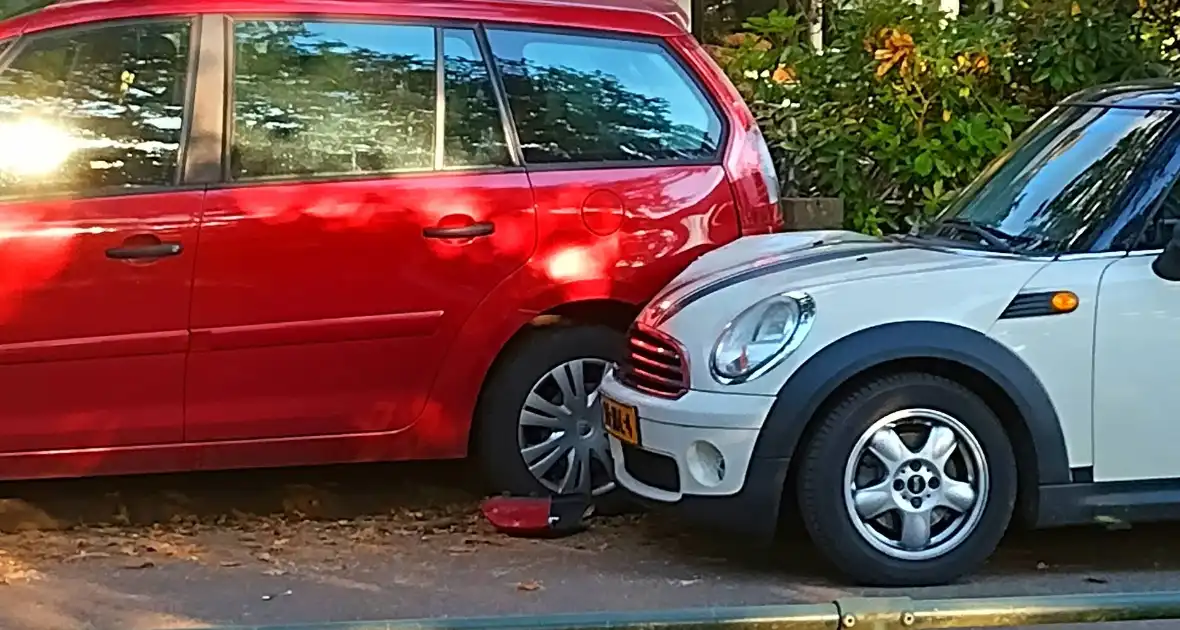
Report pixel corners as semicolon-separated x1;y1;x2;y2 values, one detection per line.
173;590;1180;630
186;603;841;630
901;591;1180;628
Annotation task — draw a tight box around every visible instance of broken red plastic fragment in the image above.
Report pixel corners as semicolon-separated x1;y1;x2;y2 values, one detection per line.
480;495;593;538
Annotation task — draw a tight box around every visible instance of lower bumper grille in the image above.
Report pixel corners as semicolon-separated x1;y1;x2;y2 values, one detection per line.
621;444;680;493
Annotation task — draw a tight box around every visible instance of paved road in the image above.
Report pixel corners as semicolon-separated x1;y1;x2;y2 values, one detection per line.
0;462;1173;629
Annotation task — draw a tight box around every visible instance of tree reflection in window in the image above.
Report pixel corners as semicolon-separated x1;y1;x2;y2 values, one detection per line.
931;106;1174;254
442;29;509;168
487;29;723;165
0;21;190;199
232;21;435;180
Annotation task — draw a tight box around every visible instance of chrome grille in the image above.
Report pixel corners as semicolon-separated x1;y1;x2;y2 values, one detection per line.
619;325;688;398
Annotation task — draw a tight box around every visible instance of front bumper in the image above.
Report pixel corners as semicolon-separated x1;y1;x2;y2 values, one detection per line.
599;370;789;540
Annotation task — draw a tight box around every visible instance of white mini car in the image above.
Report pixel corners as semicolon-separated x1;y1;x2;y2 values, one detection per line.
598;82;1180;586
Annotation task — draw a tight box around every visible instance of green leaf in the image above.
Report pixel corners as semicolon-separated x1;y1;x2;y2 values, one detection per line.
914;153;934;177
935;157;955;177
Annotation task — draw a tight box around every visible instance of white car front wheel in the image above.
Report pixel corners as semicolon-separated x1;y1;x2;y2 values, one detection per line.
797;372;1018;586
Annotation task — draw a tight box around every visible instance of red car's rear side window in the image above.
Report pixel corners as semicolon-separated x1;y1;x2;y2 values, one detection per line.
486;28;725;168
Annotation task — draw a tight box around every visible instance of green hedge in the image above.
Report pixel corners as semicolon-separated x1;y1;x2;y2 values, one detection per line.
713;0;1175;234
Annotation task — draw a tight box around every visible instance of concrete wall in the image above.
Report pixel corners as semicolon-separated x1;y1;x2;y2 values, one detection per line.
676;0;692;28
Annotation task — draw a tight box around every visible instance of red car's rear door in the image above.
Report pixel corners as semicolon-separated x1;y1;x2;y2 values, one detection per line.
185;19;535;446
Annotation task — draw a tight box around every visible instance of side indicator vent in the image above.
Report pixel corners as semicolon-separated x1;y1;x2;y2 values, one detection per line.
999;290;1079;319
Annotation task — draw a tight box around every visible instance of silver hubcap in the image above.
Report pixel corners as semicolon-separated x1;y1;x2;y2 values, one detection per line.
518;358;615;496
842;408;988;561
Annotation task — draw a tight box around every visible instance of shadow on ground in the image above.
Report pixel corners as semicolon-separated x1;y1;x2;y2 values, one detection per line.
0;462;1180;585
0;461;483;531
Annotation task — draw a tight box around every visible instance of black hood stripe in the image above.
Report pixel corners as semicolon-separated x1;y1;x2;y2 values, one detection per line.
658;241;909;322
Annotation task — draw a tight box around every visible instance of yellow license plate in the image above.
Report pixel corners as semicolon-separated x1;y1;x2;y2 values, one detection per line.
602;396;640;446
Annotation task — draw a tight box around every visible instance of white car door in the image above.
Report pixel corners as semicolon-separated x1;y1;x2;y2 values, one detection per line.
1093;180;1180;482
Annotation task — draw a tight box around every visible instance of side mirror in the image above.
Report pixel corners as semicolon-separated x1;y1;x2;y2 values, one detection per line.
1152;223;1180;281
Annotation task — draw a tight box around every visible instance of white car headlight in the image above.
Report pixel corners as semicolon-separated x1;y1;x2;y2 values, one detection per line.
710;291;815;383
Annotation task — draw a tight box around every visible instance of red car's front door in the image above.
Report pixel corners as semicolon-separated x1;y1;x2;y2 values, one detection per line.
0;19;198;458
185;19;534;445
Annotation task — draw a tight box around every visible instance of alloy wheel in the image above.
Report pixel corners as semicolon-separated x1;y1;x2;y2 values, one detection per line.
517;358;615;496
842;408;989;561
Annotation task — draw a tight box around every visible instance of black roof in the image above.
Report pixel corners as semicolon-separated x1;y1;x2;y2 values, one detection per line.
1063;80;1180;110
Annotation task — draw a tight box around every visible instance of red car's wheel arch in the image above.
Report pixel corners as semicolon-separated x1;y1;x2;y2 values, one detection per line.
406;277;648;459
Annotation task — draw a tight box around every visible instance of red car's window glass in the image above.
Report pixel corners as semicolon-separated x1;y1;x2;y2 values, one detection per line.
0;20;191;199
486;28;722;165
231;20;436;180
442;28;510;168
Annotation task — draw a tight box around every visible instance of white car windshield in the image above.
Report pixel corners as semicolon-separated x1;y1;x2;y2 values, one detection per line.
918;102;1175;255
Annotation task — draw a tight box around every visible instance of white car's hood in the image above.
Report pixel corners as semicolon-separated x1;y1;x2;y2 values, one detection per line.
657;230;880;297
645;230;1029;325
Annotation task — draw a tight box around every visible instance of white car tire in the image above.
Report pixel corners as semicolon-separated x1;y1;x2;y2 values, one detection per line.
797;371;1018;586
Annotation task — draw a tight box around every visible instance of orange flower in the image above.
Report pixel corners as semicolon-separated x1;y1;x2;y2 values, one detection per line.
874;28;916;78
771;65;797;83
954;52;990;75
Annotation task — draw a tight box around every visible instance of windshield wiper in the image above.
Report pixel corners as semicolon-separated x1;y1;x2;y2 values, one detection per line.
941;218;1016;253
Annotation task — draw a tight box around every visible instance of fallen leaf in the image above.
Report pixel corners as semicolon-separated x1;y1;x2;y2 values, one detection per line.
256;552;274;562
122;559;155;570
516;580;543;592
262;568;287;576
219;560;242;567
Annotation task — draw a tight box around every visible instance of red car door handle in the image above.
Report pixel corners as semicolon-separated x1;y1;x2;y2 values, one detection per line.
423;221;495;239
106;242;183;260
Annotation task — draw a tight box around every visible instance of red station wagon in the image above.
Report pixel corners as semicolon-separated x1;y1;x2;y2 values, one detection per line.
0;0;779;501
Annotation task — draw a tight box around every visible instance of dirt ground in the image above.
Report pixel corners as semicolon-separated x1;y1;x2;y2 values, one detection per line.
0;462;1177;629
